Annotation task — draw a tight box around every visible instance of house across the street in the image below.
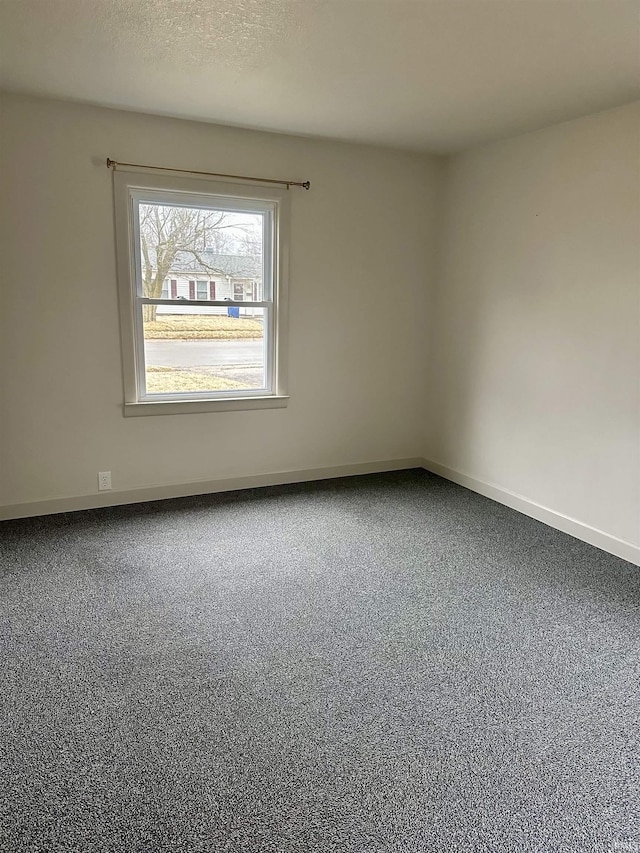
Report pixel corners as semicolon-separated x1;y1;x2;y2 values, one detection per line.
153;250;262;317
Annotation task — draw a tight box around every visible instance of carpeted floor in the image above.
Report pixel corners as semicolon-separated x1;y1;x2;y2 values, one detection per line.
1;469;638;852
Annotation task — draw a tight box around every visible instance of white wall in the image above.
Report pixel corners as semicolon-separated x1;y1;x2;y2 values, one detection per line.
0;93;439;511
428;102;640;549
1;93;638;563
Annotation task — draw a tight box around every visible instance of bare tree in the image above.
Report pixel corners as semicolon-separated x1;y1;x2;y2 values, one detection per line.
139;204;258;322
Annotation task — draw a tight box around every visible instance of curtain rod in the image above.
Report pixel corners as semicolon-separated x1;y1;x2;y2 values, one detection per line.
106;158;310;190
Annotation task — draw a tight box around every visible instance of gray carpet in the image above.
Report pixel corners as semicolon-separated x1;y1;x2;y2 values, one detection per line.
1;470;638;853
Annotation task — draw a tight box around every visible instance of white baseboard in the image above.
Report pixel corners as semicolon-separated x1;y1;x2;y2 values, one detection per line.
0;458;424;522
422;458;640;567
4;457;637;567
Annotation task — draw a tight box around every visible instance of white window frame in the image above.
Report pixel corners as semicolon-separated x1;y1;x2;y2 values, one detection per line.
113;169;289;416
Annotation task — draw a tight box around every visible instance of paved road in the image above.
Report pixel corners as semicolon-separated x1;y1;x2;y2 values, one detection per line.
145;339;263;367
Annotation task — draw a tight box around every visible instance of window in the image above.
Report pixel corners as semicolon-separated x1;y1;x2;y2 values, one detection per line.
113;170;289;415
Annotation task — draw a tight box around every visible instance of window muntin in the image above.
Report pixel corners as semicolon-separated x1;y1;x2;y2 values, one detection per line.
113;172;288;414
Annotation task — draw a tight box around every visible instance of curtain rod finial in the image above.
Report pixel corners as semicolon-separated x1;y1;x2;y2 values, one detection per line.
302;181;311;190
106;158;116;169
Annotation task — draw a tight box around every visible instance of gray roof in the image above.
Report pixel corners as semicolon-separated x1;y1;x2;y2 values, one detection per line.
148;249;261;279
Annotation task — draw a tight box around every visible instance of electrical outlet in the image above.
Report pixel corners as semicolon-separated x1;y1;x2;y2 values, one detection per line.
98;471;112;491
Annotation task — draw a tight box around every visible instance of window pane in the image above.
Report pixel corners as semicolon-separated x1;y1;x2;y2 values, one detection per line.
137;201;264;301
142;305;266;395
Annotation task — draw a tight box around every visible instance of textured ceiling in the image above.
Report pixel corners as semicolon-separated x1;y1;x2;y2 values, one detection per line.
0;0;638;152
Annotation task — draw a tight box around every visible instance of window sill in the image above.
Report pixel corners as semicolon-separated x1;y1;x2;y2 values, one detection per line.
123;395;289;417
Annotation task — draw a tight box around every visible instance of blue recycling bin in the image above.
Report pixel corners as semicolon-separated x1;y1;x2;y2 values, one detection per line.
227;305;240;318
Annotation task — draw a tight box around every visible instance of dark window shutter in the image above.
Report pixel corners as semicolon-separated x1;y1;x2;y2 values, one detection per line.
210;281;216;300
189;281;195;300
170;280;177;299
